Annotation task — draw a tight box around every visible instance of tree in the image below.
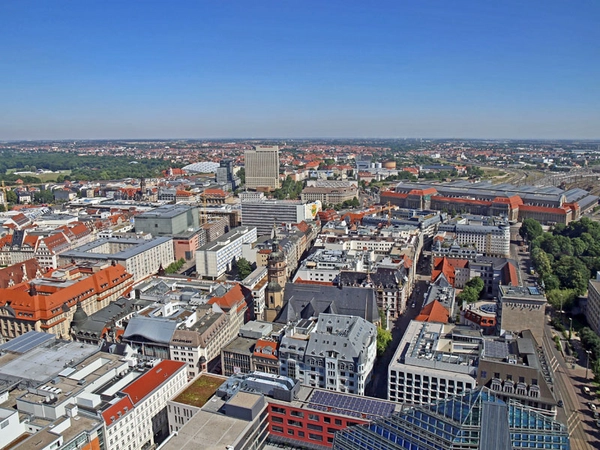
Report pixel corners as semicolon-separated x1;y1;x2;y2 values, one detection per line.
6;190;17;204
236;257;253;280
237;168;245;184
165;258;186;274
457;277;484;303
520;218;543;242
377;327;392;356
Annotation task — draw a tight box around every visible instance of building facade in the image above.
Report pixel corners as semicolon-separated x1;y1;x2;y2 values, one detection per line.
245;145;280;191
196;226;258;279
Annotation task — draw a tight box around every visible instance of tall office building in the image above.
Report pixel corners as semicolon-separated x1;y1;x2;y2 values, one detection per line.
245;145;280;191
216;159;239;190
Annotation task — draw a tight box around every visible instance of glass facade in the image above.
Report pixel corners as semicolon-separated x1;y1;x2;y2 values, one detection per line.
333;388;569;450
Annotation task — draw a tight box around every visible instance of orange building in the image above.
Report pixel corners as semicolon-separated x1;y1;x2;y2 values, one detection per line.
0;264;133;339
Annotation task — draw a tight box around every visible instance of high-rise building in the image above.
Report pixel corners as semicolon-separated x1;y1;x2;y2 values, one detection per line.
586;272;600;336
497;285;546;345
244;145;280;191
216;159;239;190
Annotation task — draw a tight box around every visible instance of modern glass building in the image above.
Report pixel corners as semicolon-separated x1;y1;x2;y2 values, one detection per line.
333;388;569;450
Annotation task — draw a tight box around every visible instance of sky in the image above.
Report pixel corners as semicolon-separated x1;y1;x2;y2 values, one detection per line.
1;1;599;140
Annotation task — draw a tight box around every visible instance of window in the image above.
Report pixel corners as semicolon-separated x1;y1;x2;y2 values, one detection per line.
287;429;294;436
309;433;323;441
272;425;284;433
335;419;342;425
290;410;304;418
272;416;283;423
323;417;331;423
307;423;323;431
308;413;319;421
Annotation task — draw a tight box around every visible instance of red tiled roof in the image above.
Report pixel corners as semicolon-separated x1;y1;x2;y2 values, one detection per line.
415;300;449;323
432;195;492;206
102;395;134;426
208;284;247;313
121;360;186;405
502;262;519;286
293;278;334;286
0;259;43;289
253;339;278;360
431;257;456;286
519;205;568;214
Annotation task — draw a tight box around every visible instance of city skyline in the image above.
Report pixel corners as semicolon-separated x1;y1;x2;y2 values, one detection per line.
1;1;599;140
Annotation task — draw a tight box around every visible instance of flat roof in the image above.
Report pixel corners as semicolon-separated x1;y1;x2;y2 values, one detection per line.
0;340;100;384
0;331;55;354
61;236;172;260
136;204;195;219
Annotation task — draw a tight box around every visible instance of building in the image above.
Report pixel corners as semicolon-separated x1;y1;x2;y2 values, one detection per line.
381;180;599;225
275;283;381;326
59;235;175;282
241;266;268;321
437;222;511;257
498;285;547;345
216;159;240;190
165;371;399;450
245;145;280;191
134;204;200;236
0;264;133;339
301;186;358;205
265;237;287;321
333;388;569;450
586;272;600;336
388;321;479;406
278;314;377;395
241;199;321;236
196;226;257;279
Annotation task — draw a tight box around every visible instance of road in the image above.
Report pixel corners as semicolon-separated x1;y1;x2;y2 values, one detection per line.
366;251;431;399
543;324;596;449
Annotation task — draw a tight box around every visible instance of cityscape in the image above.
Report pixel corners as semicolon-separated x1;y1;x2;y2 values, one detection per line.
1;2;599;450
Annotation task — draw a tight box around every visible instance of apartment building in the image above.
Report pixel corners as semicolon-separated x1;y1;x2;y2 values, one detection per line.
278;314;377;396
241;199;320;236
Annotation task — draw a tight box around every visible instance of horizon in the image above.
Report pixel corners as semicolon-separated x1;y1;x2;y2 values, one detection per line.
2;1;599;140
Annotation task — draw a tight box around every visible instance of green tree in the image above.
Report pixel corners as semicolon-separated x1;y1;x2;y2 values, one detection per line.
520;218;543;242
6;190;17;204
237;168;245;184
235;257;253;279
457;277;485;303
376;327;392;356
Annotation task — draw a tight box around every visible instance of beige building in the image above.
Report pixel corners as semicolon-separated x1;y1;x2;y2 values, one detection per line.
498;285;547;345
245;145;280;191
301;186;358;205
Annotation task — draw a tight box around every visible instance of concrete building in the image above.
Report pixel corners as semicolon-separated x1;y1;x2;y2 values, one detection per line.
586;272;600;336
59;235;174;282
134;204;200;236
196;226;257;279
278;314;377;395
241;199;321;236
301;186;358;205
245;145;280;191
498;285;547;345
388;321;478;406
241;266;269;321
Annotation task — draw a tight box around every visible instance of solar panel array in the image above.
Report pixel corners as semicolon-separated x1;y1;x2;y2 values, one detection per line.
308;390;395;420
0;331;55;354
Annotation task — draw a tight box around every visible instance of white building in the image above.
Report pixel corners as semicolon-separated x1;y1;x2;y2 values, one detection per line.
59;235;175;282
292;248;369;283
241;266;268;321
101;360;187;450
196;226;257;279
388;320;479;406
278;314;377;396
437;222;510;258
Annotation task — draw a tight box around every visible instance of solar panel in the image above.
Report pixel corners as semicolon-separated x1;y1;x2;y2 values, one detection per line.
308;390;395;420
0;331;55;354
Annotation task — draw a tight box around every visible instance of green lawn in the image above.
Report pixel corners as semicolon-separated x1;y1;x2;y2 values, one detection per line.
173;375;223;407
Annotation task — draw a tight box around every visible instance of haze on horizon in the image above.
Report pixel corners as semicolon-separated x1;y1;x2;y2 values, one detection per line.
1;1;598;141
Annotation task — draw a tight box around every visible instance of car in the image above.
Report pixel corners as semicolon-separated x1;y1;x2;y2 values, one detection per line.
583;386;591;395
589;402;597;411
411;302;416;308
557;400;563;407
594;411;599;419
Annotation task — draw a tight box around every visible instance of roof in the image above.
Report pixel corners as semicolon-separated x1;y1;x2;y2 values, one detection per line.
208;283;247;314
415;300;450;323
121;360;186;405
276;283;380;324
122;315;180;344
0;258;44;289
102;395;134;426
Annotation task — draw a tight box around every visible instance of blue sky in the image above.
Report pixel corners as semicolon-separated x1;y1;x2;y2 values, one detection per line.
1;1;598;139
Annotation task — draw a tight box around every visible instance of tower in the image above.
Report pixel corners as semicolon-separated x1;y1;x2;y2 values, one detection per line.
244;145;280;191
265;236;287;321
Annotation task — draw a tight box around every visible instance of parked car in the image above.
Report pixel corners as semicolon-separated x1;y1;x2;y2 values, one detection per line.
557;400;563;407
583;386;591;395
589;402;597;411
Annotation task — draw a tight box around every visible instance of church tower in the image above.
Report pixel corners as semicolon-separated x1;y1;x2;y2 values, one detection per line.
265;237;287;321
